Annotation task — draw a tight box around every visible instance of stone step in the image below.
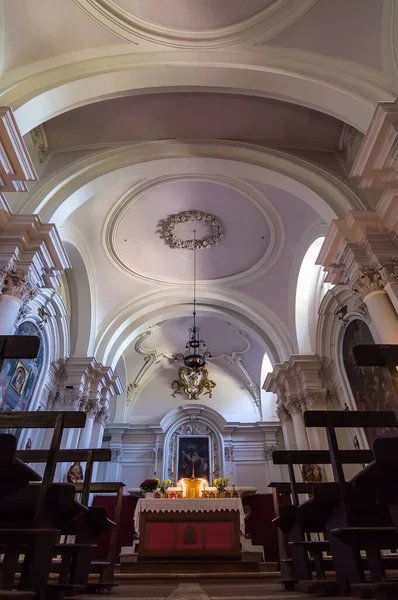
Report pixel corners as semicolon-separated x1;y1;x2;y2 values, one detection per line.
119;560;261;574
113;570;281;584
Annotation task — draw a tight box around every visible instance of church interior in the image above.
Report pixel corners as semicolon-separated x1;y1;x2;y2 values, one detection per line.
0;1;398;599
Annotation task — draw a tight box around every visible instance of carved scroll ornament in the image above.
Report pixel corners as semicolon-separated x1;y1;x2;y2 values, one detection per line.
171;365;216;400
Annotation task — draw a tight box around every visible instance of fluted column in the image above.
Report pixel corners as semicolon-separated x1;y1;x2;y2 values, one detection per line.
78;398;101;448
286;397;310;451
351;264;398;343
276;403;297;451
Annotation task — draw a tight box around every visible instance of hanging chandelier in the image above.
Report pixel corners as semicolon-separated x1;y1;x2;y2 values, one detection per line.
174;231;212;370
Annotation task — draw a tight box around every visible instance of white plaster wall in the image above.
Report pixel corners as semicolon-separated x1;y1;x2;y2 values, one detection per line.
103;426;287;491
129;364;259;424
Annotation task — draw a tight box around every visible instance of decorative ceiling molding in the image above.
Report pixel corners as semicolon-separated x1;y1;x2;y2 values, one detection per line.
74;0;317;48
30;124;48;164
102;172;285;286
351;98;398;190
163;210;224;250
125;321;261;412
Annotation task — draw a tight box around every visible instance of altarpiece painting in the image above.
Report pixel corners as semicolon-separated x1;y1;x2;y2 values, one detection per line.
177;436;210;481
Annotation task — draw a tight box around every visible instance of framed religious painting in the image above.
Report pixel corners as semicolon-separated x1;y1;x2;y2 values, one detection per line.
9;361;29;396
177;436;211;481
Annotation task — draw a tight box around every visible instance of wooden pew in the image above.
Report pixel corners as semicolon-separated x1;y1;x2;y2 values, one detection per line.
332;437;398;599
272;448;374;594
16;448;115;592
73;482;125;591
0;412;86;598
269;481;319;589
303;410;398;598
0;435;56;598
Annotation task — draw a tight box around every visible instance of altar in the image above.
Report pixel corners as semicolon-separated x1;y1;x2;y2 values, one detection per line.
134;498;244;559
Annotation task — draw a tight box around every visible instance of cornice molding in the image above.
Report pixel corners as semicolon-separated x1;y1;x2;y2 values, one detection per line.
101;172;285;287
74;0;317;48
0;107;37;192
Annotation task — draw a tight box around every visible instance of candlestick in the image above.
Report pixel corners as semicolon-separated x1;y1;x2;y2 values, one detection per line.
171;441;175;482
154;439;159;476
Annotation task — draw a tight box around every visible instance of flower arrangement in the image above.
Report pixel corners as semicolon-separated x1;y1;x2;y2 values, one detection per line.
140;478;159;493
214;477;229;493
158;479;173;494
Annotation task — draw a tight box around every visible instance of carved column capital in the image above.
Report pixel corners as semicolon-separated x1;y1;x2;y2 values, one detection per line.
304;389;334;410
351;262;397;300
276;403;290;424
111;448;122;462
264;444;279;460
0;266;37;304
285;396;307;416
96;404;110;426
224;444;235;461
82;397;102;419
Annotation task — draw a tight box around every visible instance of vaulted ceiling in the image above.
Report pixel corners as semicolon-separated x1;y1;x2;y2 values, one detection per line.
1;0;394;424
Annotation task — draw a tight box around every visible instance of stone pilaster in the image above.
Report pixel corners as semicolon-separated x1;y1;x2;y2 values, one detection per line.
265;355;335;452
0;197;70;333
317;211;398;343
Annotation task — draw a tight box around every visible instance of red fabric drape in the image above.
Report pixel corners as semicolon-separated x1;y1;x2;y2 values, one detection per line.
242;494;279;562
91;495;138;560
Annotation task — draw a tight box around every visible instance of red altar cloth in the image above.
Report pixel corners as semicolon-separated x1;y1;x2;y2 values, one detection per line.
91;493;288;564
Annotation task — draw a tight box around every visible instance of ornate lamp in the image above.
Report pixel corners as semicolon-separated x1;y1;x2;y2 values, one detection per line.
174;231;212;370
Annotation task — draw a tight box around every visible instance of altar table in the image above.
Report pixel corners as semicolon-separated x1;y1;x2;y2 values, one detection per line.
134;498;244;559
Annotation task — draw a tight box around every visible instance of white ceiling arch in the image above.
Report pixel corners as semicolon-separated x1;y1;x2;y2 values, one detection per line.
20;140;367;225
94;286;295;370
2;48;393;135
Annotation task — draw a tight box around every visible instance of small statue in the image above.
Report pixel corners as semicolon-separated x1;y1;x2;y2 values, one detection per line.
66;461;84;483
301;463;322;483
25;438;32;451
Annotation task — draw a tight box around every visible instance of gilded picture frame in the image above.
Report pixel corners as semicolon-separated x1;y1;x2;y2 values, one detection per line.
9;361;30;396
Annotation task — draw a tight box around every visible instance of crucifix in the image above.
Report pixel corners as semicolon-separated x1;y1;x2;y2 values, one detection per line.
191;455;197;479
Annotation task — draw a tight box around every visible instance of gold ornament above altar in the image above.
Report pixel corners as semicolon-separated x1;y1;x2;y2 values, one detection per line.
171;364;216;400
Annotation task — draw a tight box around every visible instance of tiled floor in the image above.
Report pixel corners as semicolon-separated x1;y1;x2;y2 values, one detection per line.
75;582;352;600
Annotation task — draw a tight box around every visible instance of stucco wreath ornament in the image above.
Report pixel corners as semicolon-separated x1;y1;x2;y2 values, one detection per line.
163;210;224;250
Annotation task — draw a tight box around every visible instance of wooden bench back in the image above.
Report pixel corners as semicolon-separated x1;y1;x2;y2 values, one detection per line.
17;448;112;506
303;410;398;511
304;410;398;429
272;449;373;506
0;412;86;521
